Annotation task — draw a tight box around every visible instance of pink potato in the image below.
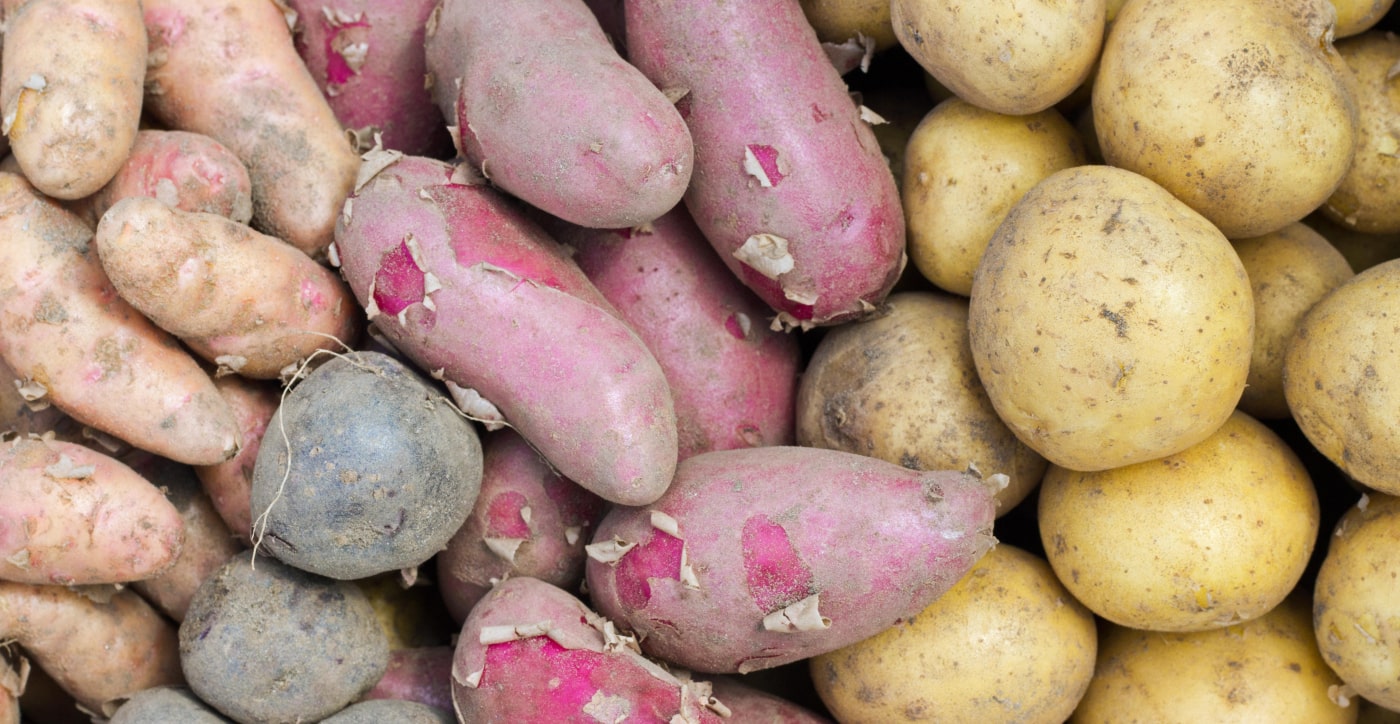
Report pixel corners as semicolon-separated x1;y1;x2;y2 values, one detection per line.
333;153;678;506
585;446;998;674
431;0;693;228
707;677;833;723
94;197;360;379
364;646;454;713
0;438;183;586
0;173;241;466
556;206;801;459
436;429;607;622
194;374;279;545
288;0;451;157
625;0;905;329
451;576;728;723
87;129;254;227
142;0;361;258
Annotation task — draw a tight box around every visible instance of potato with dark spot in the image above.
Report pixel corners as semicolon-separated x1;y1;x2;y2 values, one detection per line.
251;351;483;580
179;552;389;724
108;687;230;723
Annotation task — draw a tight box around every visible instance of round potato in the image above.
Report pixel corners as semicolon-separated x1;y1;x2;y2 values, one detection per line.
1333;0;1395;37
1040;411;1319;632
796;291;1046;515
891;0;1105;115
1093;0;1359;239
799;0;897;51
1233;222;1354;420
903;98;1085;296
1323;32;1400;234
1315;493;1400;711
811;544;1097;724
968;165;1253;471
1285;259;1400;494
1072;597;1356;723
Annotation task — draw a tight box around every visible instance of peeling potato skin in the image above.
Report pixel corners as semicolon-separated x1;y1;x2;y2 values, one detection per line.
0;582;184;714
0;0;146;200
968;165;1253;472
797;291;1046;516
1323;32;1400;234
1039;411;1319;633
142;0;361;259
1073;597;1353;723
1284;258;1400;495
1093;0;1359;239
626;0;905;327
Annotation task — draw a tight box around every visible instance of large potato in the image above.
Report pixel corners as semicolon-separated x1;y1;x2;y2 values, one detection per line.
1093;0;1359;239
968;165;1253;471
1323;32;1400;234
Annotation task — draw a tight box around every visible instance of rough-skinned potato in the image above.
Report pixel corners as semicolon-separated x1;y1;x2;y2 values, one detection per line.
87;129;253;227
108;687;229;723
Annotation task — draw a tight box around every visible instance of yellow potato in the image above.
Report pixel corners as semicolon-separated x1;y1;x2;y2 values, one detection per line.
812;544;1096;724
968;165;1253;471
1332;0;1395;37
1072;597;1356;723
1233;222;1354;420
1323;32;1400;234
903;98;1085;296
799;0;897;51
1040;411;1319;632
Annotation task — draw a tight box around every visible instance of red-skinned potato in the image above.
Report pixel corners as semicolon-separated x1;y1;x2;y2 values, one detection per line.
194;375;281;545
364;646;454;713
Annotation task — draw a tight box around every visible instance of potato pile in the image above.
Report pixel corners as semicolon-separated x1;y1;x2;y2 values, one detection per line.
1;0;1399;722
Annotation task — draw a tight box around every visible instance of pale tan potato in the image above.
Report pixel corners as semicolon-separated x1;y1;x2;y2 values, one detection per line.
1233;222;1354;420
1315;493;1400;711
1072;597;1356;723
968;165;1254;472
1324;32;1400;233
796;291;1047;515
799;0;897;51
1332;0;1395;36
1093;0;1359;239
891;0;1105;115
1040;411;1319;633
903;98;1085;296
1284;259;1400;494
812;544;1096;724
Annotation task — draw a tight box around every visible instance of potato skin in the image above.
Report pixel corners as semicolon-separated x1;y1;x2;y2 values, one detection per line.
321;699;453;723
1323;32;1400;234
1333;0;1395;36
969;165;1253;471
109;687;229;723
89;130;253;227
364;646;454;713
799;0;897;50
0;0;145;200
194;375;281;545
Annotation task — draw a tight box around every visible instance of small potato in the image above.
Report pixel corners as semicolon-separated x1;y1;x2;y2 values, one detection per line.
1333;0;1395;36
902;98;1085;296
1072;597;1355;723
891;0;1105;115
1323;32;1400;234
1315;493;1400;711
321;699;453;723
1040;411;1319;632
1233;222;1354;420
364;646;454;713
799;0;897;51
1285;259;1400;494
969;165;1253;471
109;687;229;723
813;544;1096;724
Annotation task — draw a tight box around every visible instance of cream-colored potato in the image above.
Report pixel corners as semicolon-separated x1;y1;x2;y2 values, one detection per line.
903;99;1085;296
968;165;1253;471
1234;222;1354;420
1324;32;1400;233
1315;493;1400;711
1040;411;1319;632
1094;0;1359;239
799;0;897;51
1072;597;1356;723
812;544;1097;724
1309;211;1400;272
796;292;1047;515
1332;0;1395;36
891;0;1105;115
1285;259;1400;494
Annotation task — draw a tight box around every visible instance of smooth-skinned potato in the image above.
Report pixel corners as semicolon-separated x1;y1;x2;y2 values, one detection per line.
1323;32;1400;234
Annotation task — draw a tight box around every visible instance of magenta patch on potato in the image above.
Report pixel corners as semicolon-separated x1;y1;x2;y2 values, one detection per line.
616;530;686;611
373;238;426;316
481;638;603;698
322;15;371;85
485;491;532;539
741;515;812;612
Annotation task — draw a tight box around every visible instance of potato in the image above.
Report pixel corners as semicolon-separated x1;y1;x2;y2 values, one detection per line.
1284;258;1400;494
87;129;253;228
1072;596;1355;723
812;544;1096;724
968;165;1253;471
1333;0;1395;36
706;677;831;723
891;0;1105;115
1315;493;1400;711
109;687;229;723
1040;411;1319;632
364;646;454;713
903;98;1086;296
321;699;453;723
1233;222;1354;420
194;375;281;545
796;291;1046;515
179;552;389;724
1308;211;1400;273
799;0;897;51
251;351;483;580
1323;32;1400;234
1093;0;1359;239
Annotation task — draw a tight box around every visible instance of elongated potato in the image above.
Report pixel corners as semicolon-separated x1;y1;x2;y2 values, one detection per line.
0;0;145;199
94;197;360;379
88;129;253;227
143;0;360;258
0;173;240;466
